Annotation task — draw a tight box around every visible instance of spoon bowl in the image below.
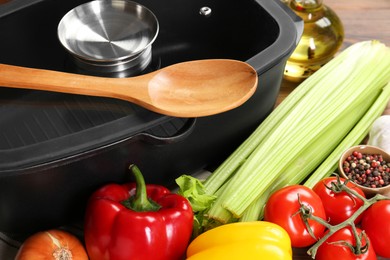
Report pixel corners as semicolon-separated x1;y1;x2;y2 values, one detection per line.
0;59;257;117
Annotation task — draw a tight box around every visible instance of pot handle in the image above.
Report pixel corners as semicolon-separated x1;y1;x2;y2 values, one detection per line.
274;0;304;45
137;118;196;145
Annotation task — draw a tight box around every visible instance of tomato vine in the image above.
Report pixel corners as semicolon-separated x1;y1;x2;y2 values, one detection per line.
299;176;389;259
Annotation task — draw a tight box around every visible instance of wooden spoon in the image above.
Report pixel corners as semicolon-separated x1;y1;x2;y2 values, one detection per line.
0;59;258;117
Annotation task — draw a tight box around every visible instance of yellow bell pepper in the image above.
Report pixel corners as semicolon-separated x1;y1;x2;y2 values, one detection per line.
186;221;292;260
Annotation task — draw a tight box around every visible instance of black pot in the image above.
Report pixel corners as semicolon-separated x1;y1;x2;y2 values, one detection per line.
0;0;302;233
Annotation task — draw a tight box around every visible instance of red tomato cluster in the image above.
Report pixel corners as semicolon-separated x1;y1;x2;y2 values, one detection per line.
264;177;390;259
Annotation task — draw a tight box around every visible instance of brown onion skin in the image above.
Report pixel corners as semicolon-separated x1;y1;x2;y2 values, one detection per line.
15;229;88;260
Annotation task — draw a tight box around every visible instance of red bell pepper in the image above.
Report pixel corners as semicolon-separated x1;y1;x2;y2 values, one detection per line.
84;164;193;260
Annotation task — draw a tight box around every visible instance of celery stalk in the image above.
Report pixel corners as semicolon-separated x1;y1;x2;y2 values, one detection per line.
202;42;366;195
240;86;388;221
205;41;379;195
177;41;390;228
239;194;264;222
240;188;270;222
304;82;390;187
206;41;390;221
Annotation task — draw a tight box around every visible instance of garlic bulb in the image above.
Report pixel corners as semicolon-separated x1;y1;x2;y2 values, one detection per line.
367;115;390;154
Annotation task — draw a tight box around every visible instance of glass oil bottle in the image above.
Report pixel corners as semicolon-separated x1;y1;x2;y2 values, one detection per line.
284;0;344;82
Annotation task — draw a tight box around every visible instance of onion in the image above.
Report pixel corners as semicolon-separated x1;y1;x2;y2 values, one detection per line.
15;229;88;260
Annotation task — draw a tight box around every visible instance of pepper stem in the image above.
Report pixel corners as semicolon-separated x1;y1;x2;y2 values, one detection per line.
121;165;161;212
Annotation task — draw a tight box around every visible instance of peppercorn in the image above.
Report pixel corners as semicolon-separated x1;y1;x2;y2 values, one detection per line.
342;151;390;188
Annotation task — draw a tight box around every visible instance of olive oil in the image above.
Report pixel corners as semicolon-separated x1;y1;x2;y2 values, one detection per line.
284;0;344;82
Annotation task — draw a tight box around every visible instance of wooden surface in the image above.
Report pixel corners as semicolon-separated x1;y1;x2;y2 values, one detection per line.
280;0;390;259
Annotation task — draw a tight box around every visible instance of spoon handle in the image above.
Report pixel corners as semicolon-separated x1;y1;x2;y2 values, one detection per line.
0;63;144;101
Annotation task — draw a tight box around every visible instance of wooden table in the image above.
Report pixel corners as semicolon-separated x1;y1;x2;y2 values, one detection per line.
281;0;390;259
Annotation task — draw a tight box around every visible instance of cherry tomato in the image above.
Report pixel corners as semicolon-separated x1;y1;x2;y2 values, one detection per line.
264;185;327;248
361;200;390;258
313;177;366;225
316;227;376;260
